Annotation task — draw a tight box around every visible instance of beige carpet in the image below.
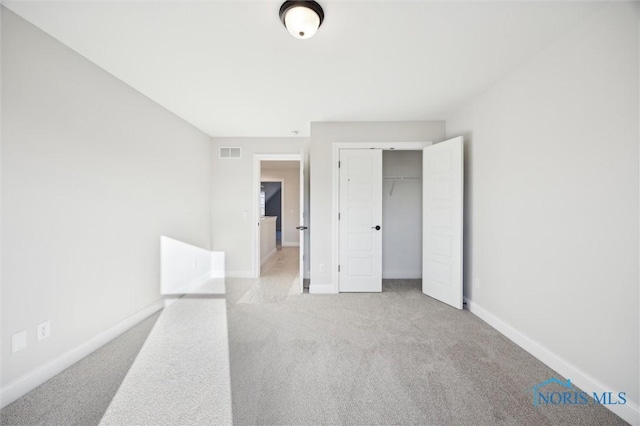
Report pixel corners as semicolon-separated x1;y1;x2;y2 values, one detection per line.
0;247;628;425
225;249;626;425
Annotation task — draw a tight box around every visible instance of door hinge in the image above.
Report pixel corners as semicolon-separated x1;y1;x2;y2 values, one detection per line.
338;265;341;272
338;212;340;220
338;161;341;168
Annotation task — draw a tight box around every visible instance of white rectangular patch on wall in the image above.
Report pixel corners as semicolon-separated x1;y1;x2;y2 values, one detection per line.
219;147;241;159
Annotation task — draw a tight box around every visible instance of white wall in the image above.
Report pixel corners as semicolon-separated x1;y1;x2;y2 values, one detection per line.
2;7;212;393
211;138;309;277
382;150;422;279
160;236;224;295
0;6;4;400
260;217;277;265
309;122;445;292
446;3;639;422
262;166;300;246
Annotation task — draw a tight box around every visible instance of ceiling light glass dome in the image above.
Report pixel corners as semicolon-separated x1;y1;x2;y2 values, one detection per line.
279;1;324;40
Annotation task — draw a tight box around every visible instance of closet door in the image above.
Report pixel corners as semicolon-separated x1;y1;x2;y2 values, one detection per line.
422;137;463;309
339;149;383;292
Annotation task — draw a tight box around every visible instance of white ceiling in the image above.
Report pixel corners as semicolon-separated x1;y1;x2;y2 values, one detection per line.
4;1;602;137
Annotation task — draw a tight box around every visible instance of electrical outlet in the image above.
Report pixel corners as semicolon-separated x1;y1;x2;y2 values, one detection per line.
192;260;198;270
12;331;27;353
37;321;50;341
319;263;325;273
473;277;481;290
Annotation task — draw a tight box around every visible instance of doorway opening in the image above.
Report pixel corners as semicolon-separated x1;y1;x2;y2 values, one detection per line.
253;154;307;293
261;181;283;248
381;150;423;280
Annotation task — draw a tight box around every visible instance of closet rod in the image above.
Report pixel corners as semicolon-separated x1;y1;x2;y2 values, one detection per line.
385;176;421;196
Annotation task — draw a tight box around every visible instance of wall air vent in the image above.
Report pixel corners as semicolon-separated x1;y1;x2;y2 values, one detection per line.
219;147;241;159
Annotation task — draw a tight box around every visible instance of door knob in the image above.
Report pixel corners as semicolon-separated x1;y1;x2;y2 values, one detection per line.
372;225;381;230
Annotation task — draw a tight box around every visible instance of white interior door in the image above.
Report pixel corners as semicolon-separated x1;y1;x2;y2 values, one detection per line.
422;136;464;309
298;155;306;292
339;149;382;292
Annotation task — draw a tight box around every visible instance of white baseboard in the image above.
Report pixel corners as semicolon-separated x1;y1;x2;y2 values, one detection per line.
464;297;639;426
260;248;277;266
282;242;300;247
309;283;336;294
225;270;253;278
0;298;166;409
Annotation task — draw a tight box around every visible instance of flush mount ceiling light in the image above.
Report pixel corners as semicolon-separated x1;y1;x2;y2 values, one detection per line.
279;1;324;40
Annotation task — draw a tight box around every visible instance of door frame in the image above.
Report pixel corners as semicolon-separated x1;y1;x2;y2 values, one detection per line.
332;142;432;293
253;154;303;279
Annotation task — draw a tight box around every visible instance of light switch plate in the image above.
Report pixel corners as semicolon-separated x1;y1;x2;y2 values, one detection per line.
12;331;27;353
